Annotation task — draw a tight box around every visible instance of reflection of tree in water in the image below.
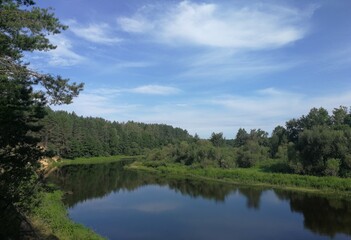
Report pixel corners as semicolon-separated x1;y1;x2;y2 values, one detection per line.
166;178;239;202
238;187;263;209
49;161;148;207
274;190;351;237
49;161;245;206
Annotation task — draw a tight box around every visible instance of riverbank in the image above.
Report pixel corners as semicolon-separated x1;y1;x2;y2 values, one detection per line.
29;190;105;240
51;156;351;195
127;161;351;195
53;155;139;167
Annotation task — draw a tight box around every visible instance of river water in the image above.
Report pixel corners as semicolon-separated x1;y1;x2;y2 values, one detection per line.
49;161;351;240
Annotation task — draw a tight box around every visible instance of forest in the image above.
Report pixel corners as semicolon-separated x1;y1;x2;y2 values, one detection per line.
40;106;351;178
38;109;191;158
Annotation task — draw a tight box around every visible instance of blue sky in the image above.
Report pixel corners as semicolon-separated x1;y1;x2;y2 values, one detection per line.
30;0;351;138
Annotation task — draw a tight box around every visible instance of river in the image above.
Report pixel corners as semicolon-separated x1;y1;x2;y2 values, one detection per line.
49;161;351;240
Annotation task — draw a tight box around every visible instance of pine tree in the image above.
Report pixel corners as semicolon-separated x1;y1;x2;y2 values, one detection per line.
0;0;83;230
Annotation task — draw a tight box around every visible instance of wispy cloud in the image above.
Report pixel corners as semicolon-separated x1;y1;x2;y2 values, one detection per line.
47;35;85;67
51;93;140;118
69;20;122;45
179;50;301;80
90;85;181;96
118;16;153;33
116;1;312;79
129;85;181;95
210;88;303;119
118;1;314;49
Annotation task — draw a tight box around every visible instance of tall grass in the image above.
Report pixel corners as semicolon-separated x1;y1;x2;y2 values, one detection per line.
129;161;351;193
30;190;105;240
53;155;138;167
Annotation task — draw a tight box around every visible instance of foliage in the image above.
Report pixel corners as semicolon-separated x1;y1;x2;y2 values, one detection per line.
145;140;236;168
234;128;249;147
324;158;341;177
0;0;83;232
286;106;351;176
210;132;225;147
236;140;269;168
39;109;192;158
270;125;288;158
0;75;44;211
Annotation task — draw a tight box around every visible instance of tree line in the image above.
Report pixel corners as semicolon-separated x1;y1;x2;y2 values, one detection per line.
38;109;191;158
145;106;351;177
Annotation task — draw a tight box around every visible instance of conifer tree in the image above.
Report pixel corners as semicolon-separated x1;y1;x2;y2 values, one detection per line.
0;0;83;219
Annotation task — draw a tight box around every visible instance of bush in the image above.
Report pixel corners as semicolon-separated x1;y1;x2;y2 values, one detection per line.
236;141;268;168
324;158;340;176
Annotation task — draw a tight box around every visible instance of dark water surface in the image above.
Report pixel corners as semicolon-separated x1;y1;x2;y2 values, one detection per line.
49;161;351;240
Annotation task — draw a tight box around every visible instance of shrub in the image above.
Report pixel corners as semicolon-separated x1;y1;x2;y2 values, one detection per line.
324;158;341;176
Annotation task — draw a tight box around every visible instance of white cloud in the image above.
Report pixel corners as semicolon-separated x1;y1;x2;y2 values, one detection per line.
69;21;122;45
51;93;139;118
129;85;181;95
118;1;313;49
210;89;303;119
47;35;85;67
117;17;153;33
89;85;181;96
256;87;286;96
179;50;301;80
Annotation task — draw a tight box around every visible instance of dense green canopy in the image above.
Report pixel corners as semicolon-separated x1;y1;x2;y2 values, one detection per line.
0;1;83;236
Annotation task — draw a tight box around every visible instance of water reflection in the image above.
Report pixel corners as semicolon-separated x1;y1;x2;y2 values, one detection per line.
49;161;243;207
275;190;351;237
49;161;351;238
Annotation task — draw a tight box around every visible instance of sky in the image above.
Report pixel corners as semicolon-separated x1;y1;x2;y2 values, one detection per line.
29;0;351;138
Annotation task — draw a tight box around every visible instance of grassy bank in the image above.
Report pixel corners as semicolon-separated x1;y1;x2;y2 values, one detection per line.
30;190;105;240
53;155;139;167
127;161;351;194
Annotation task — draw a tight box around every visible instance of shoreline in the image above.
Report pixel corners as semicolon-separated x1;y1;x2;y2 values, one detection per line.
31;155;351;239
126;161;351;197
29;190;105;240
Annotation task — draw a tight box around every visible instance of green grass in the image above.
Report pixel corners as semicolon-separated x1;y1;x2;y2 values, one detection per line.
53;155;139;167
30;190;105;240
128;161;351;195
